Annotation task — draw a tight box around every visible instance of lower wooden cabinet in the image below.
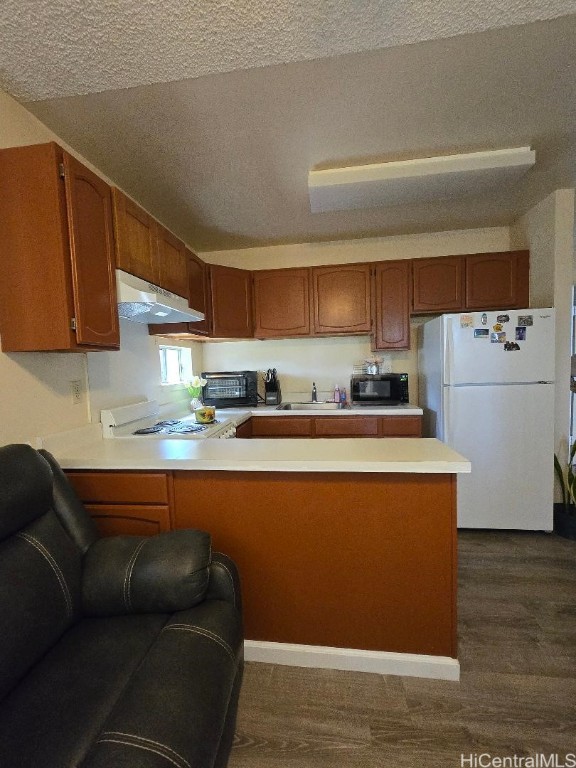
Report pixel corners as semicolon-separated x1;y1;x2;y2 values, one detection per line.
239;415;422;438
65;471;172;537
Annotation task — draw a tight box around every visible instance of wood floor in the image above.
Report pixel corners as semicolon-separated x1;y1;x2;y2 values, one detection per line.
228;531;576;767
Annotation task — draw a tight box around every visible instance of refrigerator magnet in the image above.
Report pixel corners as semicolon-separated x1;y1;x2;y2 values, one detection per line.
492;323;503;332
515;327;527;341
504;341;520;351
481;313;488;325
497;314;510;323
518;315;533;326
474;328;489;338
491;331;506;343
460;314;473;328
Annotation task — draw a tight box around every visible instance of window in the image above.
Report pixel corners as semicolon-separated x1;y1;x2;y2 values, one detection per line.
159;345;193;385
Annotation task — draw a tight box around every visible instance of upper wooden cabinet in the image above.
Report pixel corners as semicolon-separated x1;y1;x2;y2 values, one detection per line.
412;256;465;313
210;265;253;338
412;251;529;314
465;251;529;310
0;142;119;352
312;264;372;335
112;188;159;284
187;249;212;336
112;188;188;299
156;224;188;298
372;260;411;350
253;268;311;338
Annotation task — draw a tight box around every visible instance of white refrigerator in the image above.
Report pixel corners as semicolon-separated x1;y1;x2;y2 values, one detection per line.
418;308;555;530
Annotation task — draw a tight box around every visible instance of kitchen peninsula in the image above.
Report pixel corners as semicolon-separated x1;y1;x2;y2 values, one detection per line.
45;425;470;681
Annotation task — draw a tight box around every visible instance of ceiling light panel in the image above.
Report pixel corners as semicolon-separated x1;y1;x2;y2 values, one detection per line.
308;147;535;213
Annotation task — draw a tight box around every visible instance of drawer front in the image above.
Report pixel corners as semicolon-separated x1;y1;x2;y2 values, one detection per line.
314;417;379;437
379;416;422;437
86;504;170;537
251;417;312;437
66;471;169;504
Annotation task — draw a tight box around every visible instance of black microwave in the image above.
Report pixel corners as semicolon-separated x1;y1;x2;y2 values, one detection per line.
201;371;258;408
350;373;409;406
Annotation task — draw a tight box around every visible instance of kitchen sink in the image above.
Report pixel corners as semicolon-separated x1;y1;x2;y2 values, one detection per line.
276;402;341;410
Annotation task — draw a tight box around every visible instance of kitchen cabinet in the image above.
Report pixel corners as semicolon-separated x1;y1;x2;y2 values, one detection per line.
65;470;172;537
465;251;529;310
239;415;422;438
412;256;465;313
0;142;119;352
112;187;159;284
210;264;253;338
253;268;311;338
156;224;188;298
186;249;212;335
411;251;530;314
113;188;188;298
250;417;312;438
312;264;372;335
372;260;411;350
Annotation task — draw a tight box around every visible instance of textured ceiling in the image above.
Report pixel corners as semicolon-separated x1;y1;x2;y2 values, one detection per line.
2;0;576;100
1;4;576;252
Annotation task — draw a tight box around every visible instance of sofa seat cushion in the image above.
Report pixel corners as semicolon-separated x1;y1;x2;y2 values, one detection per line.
0;613;168;768
82;600;243;768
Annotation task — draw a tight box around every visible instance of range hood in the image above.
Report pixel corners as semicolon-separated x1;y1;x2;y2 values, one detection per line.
116;270;204;324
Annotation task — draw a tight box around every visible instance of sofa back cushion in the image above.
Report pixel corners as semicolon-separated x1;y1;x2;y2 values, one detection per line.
0;445;82;699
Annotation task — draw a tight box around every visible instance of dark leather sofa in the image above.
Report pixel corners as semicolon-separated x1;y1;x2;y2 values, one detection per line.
0;444;243;768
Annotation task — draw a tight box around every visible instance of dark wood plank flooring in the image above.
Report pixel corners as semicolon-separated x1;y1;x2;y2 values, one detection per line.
229;531;576;767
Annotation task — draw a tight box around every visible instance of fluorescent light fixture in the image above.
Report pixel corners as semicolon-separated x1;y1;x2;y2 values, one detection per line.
308;147;535;213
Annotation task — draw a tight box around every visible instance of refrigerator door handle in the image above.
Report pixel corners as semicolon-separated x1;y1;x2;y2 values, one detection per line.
444;317;454;386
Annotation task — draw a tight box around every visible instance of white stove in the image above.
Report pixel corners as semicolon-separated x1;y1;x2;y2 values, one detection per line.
100;400;237;440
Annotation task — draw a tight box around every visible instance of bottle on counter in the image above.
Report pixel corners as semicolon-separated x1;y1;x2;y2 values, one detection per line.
334;385;340;403
340;387;347;407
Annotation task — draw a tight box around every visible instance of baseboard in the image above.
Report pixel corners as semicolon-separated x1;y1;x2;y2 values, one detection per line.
244;640;460;681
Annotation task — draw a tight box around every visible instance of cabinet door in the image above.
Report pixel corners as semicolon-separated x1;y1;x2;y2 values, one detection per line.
210;265;253;338
314;417;379;437
312;264;371;334
112;188;159;284
187;249;212;336
86;504;171;537
412;256;465;313
372;260;411;350
465;251;529;310
156;224;188;298
63;152;120;348
250;417;312;437
379;416;422;437
253;268;311;337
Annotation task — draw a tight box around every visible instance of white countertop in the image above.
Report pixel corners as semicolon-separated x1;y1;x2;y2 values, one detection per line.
36;402;469;474
44;434;469;474
252;404;423;416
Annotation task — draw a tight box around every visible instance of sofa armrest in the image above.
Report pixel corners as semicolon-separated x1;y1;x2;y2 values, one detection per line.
82;529;211;616
206;551;243;614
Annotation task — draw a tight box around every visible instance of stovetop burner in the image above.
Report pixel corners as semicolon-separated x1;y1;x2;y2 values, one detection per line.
131;418;218;436
133;424;165;435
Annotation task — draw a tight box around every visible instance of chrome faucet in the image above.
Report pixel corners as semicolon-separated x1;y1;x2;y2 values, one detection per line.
311;382;318;402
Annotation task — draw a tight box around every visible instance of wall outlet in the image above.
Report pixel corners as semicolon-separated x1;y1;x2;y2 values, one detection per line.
69;379;83;405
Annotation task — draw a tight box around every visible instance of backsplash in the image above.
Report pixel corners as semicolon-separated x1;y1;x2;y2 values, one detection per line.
201;330;420;404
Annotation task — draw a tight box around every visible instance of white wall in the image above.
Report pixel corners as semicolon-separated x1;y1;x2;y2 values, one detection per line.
86;320;203;421
511;189;575;471
204;227;514;269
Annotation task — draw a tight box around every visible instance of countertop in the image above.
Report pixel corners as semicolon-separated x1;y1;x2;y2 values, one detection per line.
36;402;469;474
251;403;423;416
